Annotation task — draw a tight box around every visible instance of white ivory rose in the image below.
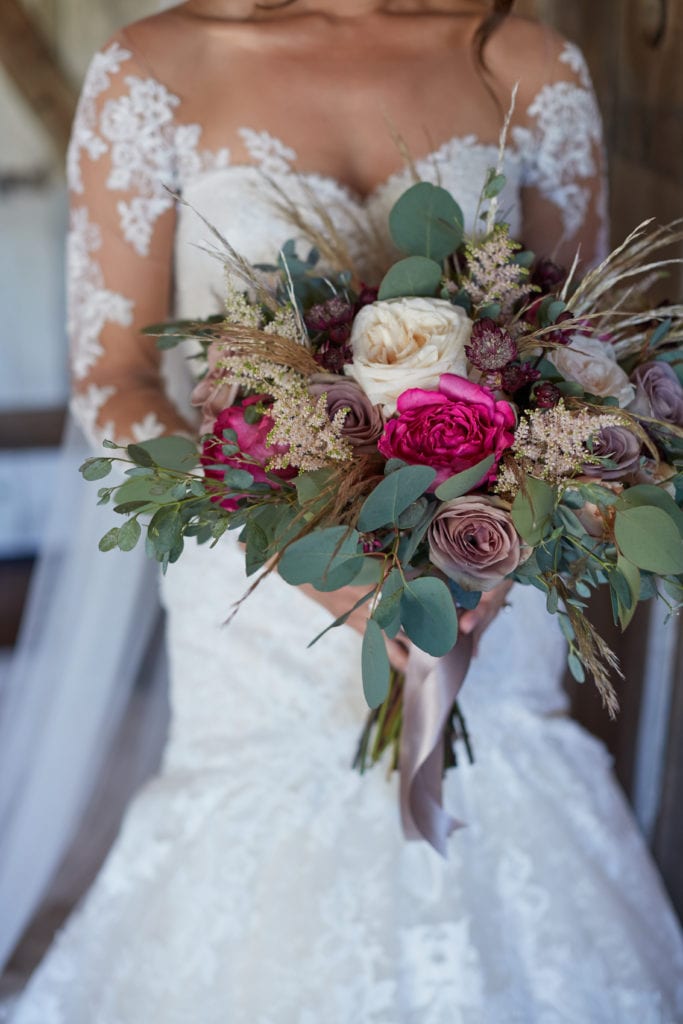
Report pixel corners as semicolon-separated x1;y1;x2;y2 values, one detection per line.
549;334;635;407
344;297;472;414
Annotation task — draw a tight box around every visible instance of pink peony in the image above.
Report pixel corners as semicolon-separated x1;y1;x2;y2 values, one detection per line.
201;396;294;510
378;374;516;487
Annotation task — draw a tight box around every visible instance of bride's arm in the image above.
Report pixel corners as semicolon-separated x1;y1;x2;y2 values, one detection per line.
67;37;195;448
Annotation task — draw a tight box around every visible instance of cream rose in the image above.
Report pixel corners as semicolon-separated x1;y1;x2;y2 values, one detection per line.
549;334;635;408
344;297;471;414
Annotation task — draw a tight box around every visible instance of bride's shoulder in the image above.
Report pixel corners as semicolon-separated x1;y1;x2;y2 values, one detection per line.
90;6;246;92
485;16;595;112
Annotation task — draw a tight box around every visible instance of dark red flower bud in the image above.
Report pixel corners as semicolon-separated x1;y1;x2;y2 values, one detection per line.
466;318;518;371
356;284;379;309
531;258;567;294
500;361;541;394
315;341;354;373
305;296;355;333
328;323;352;345
533;382;562;408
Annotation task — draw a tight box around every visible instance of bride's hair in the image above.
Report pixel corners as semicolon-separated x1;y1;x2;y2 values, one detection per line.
475;0;516;66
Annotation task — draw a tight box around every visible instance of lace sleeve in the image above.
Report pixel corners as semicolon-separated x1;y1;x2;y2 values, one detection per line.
67;38;194;448
512;39;609;270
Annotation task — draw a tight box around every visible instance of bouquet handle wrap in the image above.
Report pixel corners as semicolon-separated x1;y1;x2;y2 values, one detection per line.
399;633;474;856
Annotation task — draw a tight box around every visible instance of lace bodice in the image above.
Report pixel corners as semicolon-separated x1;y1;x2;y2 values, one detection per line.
66;27;608;447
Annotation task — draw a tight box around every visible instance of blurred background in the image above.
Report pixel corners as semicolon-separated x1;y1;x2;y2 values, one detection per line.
0;0;682;1005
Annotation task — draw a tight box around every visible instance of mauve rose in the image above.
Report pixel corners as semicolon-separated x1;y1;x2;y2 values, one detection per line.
308;373;384;455
550;334;635;407
582;425;642;480
201;396;294;510
428;495;525;591
629;361;683;427
191;341;239;436
572;480;624;540
378;374;516;487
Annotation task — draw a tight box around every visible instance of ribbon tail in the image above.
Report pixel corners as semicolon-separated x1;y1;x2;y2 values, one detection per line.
399;632;474;857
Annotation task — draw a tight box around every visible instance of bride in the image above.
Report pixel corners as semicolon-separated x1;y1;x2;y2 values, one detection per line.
8;0;683;1020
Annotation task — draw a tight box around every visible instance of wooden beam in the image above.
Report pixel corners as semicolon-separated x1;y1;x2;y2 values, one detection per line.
0;406;66;448
0;0;77;161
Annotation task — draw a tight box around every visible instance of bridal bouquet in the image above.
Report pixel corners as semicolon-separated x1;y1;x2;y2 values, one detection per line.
81;168;683;851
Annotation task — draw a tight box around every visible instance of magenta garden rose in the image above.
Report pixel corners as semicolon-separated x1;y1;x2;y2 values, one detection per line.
201;396;294;510
428;495;526;591
378;374;516;487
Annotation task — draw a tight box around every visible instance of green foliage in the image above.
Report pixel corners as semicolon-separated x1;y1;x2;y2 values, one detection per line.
434;456;495;501
377;256;443;301
614;506;683;574
511;477;557;546
362;619;391;709
358;465;436;532
117;519;142;552
277;526;364;590
400;576;458;656
98;528;120;552
483;172;506;200
128;436;199;473
388;182;464;263
372;568;404;636
80;458;113;481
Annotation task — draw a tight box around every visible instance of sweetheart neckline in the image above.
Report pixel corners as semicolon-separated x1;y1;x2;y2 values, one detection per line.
179;130;521;209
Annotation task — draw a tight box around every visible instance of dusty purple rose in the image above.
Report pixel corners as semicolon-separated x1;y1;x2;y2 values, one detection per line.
378;374;516;487
428;495;525;592
630;361;683;427
191;340;239;436
308;373;385;455
582;425;642;480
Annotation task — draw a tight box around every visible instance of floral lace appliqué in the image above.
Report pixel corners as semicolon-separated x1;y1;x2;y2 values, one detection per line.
67;42;131;195
512;42;605;244
67;207;134;380
70;383;116;446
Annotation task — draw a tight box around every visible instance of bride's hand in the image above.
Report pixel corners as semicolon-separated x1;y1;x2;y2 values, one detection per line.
298;583;410;672
458;579;514;658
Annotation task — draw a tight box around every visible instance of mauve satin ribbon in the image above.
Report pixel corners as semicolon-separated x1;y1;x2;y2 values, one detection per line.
399;632;474;856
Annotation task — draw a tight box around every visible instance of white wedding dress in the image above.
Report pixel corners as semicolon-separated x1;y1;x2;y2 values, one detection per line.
9;28;683;1024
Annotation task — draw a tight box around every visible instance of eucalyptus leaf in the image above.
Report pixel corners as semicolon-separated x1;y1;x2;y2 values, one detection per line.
400;575;458;656
446;578;482;611
614;506;683;574
377;256;443;301
130;436;198;473
373;566;404;637
118;519;142;552
224;468;255;490
483;173;506;199
388;182;464;262
362;619;391;709
568;652;586;683
81;458;113;482
278;526;363;589
434;455;495;501
511;477;556;546
358;465;436;532
616;484;683;536
99;528;120;553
